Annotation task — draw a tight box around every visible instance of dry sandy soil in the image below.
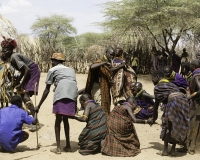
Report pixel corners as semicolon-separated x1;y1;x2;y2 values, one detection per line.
1;73;199;160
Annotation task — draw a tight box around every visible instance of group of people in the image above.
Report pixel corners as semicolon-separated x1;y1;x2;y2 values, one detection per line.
0;37;200;157
151;59;200;156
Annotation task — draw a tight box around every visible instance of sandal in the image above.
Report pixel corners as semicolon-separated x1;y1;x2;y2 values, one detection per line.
63;146;72;152
50;148;61;154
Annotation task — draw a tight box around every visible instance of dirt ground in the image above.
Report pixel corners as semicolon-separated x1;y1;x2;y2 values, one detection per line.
1;73;199;160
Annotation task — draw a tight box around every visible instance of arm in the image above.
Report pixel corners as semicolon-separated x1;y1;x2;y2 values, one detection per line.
91;62;107;70
32;112;37;125
142;92;155;99
75;105;91;122
78;88;85;95
153;100;160;122
110;63;125;72
188;76;200;99
35;84;51;112
125;106;147;124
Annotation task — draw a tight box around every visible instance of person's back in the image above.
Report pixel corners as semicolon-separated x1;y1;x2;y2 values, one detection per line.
0;96;35;151
47;64;78;103
10;53;34;70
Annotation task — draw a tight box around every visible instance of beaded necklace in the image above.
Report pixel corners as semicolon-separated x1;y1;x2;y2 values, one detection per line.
158;78;169;83
135;89;143;98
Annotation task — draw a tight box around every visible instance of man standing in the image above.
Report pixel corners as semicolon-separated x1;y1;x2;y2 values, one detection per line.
181;48;189;63
111;47;137;105
131;55;139;74
80;47;115;115
1;37;40;132
186;59;200;155
35;53;78;154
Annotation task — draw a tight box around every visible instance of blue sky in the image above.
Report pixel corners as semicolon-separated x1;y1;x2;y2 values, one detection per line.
0;0;110;35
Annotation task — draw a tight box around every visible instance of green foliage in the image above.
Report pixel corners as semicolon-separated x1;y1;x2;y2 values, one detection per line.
31;14;77;52
75;32;112;48
101;0;200;54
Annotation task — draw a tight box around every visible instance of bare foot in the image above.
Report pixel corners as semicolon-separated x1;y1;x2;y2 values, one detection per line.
63;146;72;152
156;151;168;156
50;148;61;154
189;150;195;155
169;151;176;156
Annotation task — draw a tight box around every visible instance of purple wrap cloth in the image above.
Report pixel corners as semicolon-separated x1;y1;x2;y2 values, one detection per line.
53;98;76;116
136;98;154;120
172;73;188;89
192;68;200;76
22;63;40;96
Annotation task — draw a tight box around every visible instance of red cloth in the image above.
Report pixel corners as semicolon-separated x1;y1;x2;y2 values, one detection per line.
1;36;17;49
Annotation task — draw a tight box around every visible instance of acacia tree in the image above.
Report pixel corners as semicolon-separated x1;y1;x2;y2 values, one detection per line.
31;14;77;61
76;32;111;48
101;0;200;63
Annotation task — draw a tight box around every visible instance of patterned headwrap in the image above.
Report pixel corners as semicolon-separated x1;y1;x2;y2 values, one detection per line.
1;36;17;50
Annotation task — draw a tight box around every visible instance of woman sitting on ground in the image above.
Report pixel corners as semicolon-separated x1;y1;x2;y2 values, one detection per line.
74;93;107;155
130;82;154;120
101;96;153;157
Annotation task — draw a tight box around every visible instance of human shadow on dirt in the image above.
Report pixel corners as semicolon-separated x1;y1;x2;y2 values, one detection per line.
22;123;44;130
51;140;79;153
145;142;187;157
0;145;40;153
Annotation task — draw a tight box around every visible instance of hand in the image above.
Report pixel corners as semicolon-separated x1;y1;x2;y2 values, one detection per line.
147;118;154;125
186;94;191;100
34;106;40;113
106;62;112;68
15;83;22;90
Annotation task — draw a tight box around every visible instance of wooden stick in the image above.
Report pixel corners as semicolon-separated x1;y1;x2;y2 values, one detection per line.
34;82;39;148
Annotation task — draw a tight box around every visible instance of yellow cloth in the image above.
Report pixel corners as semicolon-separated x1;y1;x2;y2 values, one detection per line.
132;57;139;66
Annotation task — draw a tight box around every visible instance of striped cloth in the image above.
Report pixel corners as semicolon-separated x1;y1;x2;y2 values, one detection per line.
102;105;140;157
155;82;189;143
187;68;200;153
85;58;112;115
165;92;189;143
78;104;107;155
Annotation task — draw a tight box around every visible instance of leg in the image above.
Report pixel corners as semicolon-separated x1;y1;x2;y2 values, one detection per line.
19;131;29;143
170;143;176;156
63;116;72;151
162;140;169;156
22;93;35;117
22;93;40;132
54;114;62;153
